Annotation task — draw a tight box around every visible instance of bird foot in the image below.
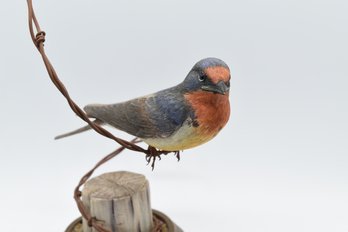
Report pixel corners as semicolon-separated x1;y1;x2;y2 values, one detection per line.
174;151;181;161
145;146;180;170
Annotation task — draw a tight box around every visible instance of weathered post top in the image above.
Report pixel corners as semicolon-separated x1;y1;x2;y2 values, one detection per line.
82;171;153;232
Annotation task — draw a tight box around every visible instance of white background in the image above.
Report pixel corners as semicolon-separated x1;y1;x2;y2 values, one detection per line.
1;0;347;231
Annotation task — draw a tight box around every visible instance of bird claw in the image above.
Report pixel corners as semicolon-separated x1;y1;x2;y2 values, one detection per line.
145;146;181;170
174;151;181;161
146;154;161;171
145;146;161;170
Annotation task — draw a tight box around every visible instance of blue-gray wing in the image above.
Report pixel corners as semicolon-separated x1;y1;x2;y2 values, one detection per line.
84;88;191;139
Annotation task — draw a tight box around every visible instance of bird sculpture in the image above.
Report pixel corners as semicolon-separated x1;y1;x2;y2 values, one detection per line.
56;57;231;164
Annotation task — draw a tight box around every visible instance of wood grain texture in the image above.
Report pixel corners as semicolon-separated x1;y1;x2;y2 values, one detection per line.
82;171;153;232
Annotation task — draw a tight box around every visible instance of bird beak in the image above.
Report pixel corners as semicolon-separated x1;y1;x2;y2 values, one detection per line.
201;81;229;95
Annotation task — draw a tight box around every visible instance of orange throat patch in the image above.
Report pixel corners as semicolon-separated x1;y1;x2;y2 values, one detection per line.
185;91;230;139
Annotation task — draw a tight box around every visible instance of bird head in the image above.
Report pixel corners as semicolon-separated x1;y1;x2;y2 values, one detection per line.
182;57;230;95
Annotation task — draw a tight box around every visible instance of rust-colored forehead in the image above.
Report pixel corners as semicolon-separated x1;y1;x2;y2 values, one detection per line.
204;66;230;84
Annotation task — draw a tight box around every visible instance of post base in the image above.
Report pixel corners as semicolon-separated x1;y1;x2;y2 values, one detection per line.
65;209;183;232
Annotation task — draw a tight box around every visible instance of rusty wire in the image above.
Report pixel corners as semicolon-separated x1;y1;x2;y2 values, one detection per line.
73;139;142;232
26;1;148;154
26;1;169;231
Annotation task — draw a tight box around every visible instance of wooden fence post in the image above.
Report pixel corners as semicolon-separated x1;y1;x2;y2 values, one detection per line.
81;171;153;232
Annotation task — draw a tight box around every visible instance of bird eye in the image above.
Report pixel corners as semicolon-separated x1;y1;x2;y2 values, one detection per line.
198;75;206;82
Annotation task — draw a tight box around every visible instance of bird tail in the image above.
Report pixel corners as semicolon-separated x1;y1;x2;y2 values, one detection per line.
54;119;104;140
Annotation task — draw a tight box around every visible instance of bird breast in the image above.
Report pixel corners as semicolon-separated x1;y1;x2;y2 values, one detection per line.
143;91;230;151
185;91;230;138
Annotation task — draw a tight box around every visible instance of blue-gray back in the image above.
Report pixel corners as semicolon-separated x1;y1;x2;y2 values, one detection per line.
84;86;193;139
